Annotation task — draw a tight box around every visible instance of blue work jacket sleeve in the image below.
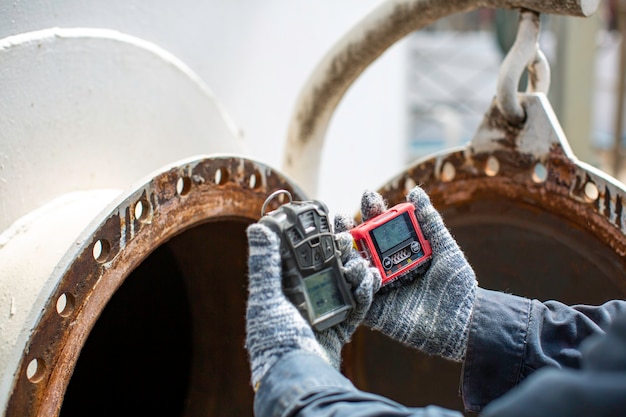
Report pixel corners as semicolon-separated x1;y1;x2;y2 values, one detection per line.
254;288;626;417
254;350;463;417
461;287;626;413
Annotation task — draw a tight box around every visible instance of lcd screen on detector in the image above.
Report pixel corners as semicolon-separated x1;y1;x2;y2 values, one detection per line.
371;213;412;253
304;268;343;318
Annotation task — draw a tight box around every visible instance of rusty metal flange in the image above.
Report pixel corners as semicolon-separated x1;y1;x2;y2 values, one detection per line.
3;155;305;416
379;94;626;266
345;93;626;412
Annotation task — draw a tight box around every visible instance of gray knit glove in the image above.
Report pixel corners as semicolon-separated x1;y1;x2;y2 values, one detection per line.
336;187;477;362
245;223;380;389
315;232;381;369
245;223;329;389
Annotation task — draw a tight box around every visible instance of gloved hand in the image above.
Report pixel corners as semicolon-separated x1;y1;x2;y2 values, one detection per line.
335;187;477;362
245;223;380;389
315;231;381;369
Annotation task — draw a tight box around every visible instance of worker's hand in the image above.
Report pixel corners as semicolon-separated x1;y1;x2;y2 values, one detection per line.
245;224;380;389
336;187;477;362
315;232;381;369
245;223;330;389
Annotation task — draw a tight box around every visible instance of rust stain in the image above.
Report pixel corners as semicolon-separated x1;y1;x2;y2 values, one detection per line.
6;156;302;417
378;144;626;261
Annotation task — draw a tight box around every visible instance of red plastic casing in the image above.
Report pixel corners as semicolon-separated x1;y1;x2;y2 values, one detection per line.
349;202;432;286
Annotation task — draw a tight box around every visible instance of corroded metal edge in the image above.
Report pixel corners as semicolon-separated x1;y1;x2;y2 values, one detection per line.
5;155;305;417
377;96;626;260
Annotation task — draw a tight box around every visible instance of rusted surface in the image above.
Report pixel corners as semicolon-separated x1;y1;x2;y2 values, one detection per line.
387;125;626;265
7;130;626;416
344;97;626;413
6;156;305;417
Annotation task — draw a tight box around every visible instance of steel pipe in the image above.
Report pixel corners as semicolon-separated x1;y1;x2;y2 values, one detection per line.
283;0;599;196
2;155;305;416
0;25;259;416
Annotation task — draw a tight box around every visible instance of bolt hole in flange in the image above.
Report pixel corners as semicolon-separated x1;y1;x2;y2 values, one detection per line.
584;181;599;202
214;167;229;185
404;177;417;194
26;358;46;383
484;156;500;177
249;171;262;189
56;293;75;317
532;162;548;183
176;176;192;196
92;239;111;263
440;161;456;182
133;198;152;223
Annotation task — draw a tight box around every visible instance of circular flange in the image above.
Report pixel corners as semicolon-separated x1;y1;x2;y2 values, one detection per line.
345;104;626;411
4;155;305;416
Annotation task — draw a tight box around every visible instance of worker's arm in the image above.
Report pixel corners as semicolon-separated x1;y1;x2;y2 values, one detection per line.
462;287;626;413
253;289;626;417
340;188;626;415
255;350;463;417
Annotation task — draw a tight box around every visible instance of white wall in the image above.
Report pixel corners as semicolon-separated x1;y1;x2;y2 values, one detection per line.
0;0;407;216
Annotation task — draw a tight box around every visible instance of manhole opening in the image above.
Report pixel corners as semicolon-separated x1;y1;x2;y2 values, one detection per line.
60;221;253;417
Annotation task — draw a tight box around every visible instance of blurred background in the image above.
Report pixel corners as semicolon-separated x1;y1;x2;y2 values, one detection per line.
0;0;623;214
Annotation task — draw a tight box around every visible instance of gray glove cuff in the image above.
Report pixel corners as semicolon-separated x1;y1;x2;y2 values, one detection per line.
245;224;329;388
365;276;476;361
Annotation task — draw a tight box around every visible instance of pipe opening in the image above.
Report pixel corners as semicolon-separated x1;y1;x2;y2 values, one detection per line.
55;192;626;416
60;220;253;416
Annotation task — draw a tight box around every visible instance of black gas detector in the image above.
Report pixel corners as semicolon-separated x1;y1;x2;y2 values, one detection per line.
258;190;354;331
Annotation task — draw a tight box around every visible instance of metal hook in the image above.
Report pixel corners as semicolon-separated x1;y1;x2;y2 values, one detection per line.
261;189;293;216
496;9;550;124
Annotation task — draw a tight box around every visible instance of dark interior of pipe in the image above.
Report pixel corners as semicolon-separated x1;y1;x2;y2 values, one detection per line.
60;220;253;417
59;197;626;417
347;197;626;415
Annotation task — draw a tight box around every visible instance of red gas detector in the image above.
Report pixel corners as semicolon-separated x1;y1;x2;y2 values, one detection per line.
349;202;432;287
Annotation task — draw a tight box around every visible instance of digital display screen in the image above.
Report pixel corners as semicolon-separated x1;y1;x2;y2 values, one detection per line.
371;214;412;253
304;268;343;318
